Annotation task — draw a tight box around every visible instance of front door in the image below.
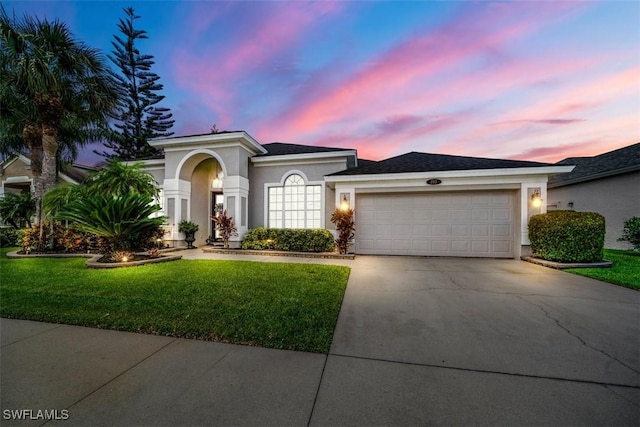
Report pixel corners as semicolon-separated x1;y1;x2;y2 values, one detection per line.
211;192;224;239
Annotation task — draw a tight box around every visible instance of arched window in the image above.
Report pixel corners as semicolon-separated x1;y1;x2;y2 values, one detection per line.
268;174;321;229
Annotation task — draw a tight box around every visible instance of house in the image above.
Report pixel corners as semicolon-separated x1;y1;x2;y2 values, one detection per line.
0;154;91;196
547;142;640;250
139;131;574;258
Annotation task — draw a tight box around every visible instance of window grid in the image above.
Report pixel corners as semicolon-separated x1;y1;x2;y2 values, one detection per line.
268;174;321;229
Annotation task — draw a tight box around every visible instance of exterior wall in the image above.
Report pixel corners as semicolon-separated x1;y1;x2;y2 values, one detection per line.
328;170;564;259
1;158;34;195
547;171;640;249
248;159;349;230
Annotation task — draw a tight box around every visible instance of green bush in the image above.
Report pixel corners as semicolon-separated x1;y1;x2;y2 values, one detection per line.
619;217;640;250
528;210;605;263
0;227;24;248
241;228;335;252
20;223;105;253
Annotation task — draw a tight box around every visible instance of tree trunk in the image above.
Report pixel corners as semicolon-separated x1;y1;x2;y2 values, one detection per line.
23;123;44;224
41;123;59;197
36;94;63;201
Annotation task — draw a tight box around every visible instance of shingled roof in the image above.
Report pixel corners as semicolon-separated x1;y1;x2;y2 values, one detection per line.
258;142;354;156
329;151;554;176
548;142;640;187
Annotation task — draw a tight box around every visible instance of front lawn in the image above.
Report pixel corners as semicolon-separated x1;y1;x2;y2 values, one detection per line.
0;249;350;353
566;249;640;290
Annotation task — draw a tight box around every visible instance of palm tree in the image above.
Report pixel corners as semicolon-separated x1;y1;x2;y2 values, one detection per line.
87;161;159;199
0;8;118;220
57;193;164;253
0;192;36;228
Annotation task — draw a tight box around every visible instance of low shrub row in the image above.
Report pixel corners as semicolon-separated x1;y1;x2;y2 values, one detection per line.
0;227;25;248
528;210;605;263
241;227;335;252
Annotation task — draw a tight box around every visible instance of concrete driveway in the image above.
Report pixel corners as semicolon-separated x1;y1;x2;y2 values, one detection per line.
311;256;640;426
2;255;639;426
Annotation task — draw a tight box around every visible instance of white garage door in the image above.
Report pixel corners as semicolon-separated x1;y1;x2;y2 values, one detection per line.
356;191;515;258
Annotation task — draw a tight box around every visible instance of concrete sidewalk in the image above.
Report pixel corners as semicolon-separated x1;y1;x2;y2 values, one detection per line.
1;254;639;426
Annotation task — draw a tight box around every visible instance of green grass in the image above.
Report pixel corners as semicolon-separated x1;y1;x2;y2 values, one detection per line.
0;248;350;353
566;249;640;290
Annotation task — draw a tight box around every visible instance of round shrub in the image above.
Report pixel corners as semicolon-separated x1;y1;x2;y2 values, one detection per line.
242;228;335;252
528;210;605;263
618;216;640;250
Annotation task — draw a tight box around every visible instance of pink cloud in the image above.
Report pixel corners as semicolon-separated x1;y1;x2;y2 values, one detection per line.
256;1;585;146
171;2;343;128
510;138;637;163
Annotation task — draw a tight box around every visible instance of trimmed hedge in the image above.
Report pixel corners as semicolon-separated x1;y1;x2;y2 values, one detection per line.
241;227;335;252
528;210;605;263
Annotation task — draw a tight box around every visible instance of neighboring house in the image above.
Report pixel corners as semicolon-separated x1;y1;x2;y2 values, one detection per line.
547;142;640;250
0;154;92;225
140;131;573;258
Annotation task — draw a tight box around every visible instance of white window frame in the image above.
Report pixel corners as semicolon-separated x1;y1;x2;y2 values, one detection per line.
264;170;325;229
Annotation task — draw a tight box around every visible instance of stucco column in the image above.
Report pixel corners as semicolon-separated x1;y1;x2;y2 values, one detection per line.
222;175;250;247
163;178;191;243
520;183;547;245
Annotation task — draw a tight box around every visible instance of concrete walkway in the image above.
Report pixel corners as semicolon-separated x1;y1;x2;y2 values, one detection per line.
1;252;639;426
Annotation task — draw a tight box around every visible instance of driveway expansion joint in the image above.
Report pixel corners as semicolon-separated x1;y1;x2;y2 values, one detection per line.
604;385;640;409
517;296;640;377
328;353;640;389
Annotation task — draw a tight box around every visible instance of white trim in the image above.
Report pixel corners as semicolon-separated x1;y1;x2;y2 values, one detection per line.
252;158;349;168
324;166;575;184
263;170;325;229
150;131;267;155
125;158;166;169
174;149;228;181
3;176;31;183
251;150;357;164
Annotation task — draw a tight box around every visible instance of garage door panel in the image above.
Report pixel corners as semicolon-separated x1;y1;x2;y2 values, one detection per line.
493;208;511;221
432;209;451;221
472;224;489;237
492;224;511;237
493;241;511;254
471;241;490;253
356;191;515;258
472;209;490;221
452;224;470;237
451;240;470;252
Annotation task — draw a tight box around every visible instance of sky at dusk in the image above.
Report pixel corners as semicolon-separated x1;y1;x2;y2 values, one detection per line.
4;1;639;165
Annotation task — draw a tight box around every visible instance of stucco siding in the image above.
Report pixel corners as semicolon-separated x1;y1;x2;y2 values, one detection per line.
248;160;348;229
547;171;640;249
145;168;165;187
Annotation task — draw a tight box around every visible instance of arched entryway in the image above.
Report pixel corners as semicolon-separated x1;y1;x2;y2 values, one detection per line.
174;150;227;247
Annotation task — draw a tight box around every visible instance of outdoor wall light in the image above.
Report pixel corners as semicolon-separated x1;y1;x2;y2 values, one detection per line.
340;193;350;211
531;189;542;208
212;166;224;189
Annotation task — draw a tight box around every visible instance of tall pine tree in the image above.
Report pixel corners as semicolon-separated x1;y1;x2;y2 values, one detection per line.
100;7;174;160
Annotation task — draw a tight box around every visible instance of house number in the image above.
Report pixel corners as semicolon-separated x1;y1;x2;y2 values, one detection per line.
426;178;442;185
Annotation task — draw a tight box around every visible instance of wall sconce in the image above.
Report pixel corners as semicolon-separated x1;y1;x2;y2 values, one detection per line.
212;168;224;189
531;189;542;209
340;193;350;211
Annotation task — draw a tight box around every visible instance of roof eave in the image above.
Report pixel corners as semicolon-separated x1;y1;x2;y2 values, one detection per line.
251;150;358;164
149;131;268;155
548;165;640;188
325;165;575;182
